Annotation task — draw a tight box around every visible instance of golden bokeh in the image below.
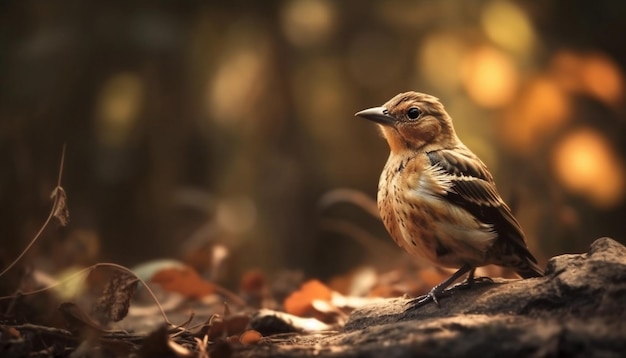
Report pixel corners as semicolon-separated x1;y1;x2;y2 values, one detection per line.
580;53;624;106
550;50;624;106
95;72;144;146
417;32;467;92
481;0;536;56
553;128;625;208
550;50;587;92
500;76;570;153
281;0;336;48
208;49;265;124
461;46;519;108
206;26;270;126
216;196;257;236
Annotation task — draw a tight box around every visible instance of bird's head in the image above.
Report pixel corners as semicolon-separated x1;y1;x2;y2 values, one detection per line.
356;92;458;153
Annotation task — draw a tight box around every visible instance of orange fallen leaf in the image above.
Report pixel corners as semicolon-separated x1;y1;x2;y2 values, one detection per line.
198;313;251;340
151;266;215;299
240;269;266;295
284;279;332;317
239;330;262;345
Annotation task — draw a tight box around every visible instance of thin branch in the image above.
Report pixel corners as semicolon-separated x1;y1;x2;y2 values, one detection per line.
57;143;66;187
0;145;67;278
7;323;74;338
317;188;380;219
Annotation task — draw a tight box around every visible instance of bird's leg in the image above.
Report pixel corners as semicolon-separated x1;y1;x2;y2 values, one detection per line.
406;263;473;311
455;268;494;290
466;267;476;284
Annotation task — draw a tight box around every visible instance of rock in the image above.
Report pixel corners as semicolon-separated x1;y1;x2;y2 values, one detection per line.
238;238;626;357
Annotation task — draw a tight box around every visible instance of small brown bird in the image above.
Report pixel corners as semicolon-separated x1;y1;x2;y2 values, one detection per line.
356;92;543;309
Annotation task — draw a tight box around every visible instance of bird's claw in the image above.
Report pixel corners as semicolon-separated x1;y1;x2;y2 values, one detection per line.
405;287;450;312
404;294;432;312
470;276;494;284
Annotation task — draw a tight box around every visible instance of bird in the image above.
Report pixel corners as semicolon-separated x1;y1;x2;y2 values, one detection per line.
355;91;543;310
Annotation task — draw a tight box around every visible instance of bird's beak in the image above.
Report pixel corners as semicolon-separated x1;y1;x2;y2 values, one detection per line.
355;107;395;126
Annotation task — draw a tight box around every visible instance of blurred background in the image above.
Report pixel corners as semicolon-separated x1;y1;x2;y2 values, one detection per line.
1;0;625;288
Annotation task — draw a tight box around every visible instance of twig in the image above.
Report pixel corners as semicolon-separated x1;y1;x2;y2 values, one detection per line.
317;188;380;219
6;323;74;338
0;144;67;278
5;322;148;344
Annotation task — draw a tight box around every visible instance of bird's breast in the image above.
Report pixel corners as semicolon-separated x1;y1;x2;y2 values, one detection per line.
377;154;496;268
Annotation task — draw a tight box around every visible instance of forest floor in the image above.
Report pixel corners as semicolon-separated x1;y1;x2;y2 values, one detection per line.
2;237;625;357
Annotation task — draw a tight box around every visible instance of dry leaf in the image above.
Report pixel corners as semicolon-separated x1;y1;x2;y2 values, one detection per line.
151;266;216;299
199;314;251;340
239;330;262;345
50;186;69;226
328;267;378;296
1;326;21;339
283;279;332;317
251;309;333;335
92;270;139;325
240;269;266;296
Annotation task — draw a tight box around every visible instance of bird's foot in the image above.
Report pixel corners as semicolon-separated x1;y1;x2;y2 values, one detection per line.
404;264;475;312
405;286;454;312
405;278;493;312
454;276;494;290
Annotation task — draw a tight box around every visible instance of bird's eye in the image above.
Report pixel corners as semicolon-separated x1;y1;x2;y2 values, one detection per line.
407;107;421;120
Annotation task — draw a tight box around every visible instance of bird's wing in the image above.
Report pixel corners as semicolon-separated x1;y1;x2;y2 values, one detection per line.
426;148;538;264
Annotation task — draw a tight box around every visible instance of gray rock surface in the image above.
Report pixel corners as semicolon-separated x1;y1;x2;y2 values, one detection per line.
240;238;626;357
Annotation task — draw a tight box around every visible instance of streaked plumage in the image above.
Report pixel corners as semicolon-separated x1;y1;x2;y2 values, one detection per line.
356;91;543;309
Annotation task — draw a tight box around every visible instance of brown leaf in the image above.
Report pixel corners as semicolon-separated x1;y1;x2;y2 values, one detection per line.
240;269;266;295
1;326;21;339
50;186;69;226
283;279;333;317
151;266;215;299
239;330;262;345
197;314;251;340
92;271;139;325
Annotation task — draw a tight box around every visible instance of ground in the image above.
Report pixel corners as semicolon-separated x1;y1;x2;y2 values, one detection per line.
241;237;626;357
